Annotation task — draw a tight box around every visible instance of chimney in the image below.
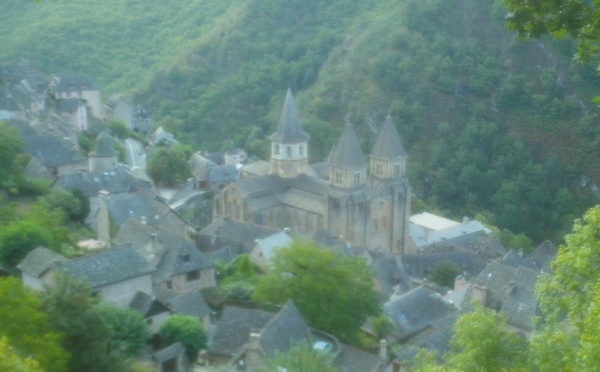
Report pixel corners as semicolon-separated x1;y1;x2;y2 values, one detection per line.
379;339;387;361
454;275;467;290
472;283;487;305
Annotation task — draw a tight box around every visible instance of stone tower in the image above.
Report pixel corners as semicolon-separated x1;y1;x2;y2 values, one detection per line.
327;122;369;246
269;88;310;178
88;132;117;173
369;114;411;254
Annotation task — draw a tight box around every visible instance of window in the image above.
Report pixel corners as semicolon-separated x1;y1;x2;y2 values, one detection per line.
299;145;304;156
287;146;292;157
353;172;361;186
274;144;280;155
186;271;200;282
182;254;191;263
335;172;343;184
373;219;378;232
394;163;401;176
376;163;383;175
383;216;387;229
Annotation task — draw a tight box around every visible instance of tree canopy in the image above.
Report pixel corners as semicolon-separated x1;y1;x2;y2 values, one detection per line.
530;205;600;370
260;342;338;372
252;239;380;342
0;277;69;372
146;147;191;186
40;274;128;372
95;302;149;357
0;122;24;192
160;315;208;362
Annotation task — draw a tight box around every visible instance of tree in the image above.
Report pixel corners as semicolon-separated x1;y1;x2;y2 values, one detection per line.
107;118;129;139
0;277;69;372
160;315;208;362
504;0;600;71
413;304;527;371
252;239;380;342
95;302;149;356
146;147;191;186
529;205;600;370
41;190;84;223
40;274;127;372
260;342;338;372
0;219;51;268
0;337;42;372
0;122;24;191
428;260;460;289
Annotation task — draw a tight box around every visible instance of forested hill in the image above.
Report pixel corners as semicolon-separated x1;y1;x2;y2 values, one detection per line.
2;0;600;243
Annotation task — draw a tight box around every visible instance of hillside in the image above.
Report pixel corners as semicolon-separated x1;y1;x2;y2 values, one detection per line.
1;0;599;243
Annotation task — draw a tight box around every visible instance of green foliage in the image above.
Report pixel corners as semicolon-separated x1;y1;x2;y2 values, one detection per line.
0;219;51;268
530;205;600;370
0;122;24;192
160;315;207;362
0;336;42;372
253;239;380;342
95;302;149;357
260;342;338;372
369;315;394;340
414;304;527;371
0;277;70;372
107;118;129;139
220;280;255;301
71;188;91;223
146;147;191;186
428;260;460;289
41;190;84;223
40;274;128;372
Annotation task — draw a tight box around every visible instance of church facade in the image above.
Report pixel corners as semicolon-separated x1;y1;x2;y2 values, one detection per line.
213;89;410;254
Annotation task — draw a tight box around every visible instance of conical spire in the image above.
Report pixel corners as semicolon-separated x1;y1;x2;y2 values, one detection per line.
371;114;405;159
90;132;116;157
329;121;365;168
269;88;310;144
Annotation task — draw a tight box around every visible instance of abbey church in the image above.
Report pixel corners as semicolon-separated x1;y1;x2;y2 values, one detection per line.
213;89;411;254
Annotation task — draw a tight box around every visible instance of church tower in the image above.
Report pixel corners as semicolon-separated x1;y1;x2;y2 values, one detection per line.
369;114;411;255
269;88;310;178
327;122;369;246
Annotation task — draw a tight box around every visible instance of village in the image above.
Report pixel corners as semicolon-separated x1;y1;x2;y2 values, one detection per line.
1;64;557;371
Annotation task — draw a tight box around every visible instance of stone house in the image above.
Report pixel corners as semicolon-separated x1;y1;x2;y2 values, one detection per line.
50;73;102;118
17;246;68;290
104;93;135;128
128;291;171;335
249;231;293;270
57;97;88;131
214;89;411;254
58;244;156;306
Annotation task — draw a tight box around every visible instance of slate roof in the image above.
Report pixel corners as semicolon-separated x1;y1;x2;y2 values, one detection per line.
54;73;98;92
23;134;79;168
17;246;67;277
241;160;271;177
101;191;181;230
502;249;537;269
128;291;169;317
384;286;456;340
53;165;152;198
57;98;82;113
269;88;309;144
371;114;406;159
153;241;213;284
254;232;293;262
209;165;240;183
154;342;186;364
168;288;211;319
373;254;413;300
328;122;366;169
59;244;155;288
90;132;116;157
199;217;281;251
471;259;540;331
410;212;460;231
410;219;492;250
402;252;486;279
335;344;383;372
235;174;287;196
149;127;177;146
259;301;311;356
189;152;216;179
209;307;273;357
527;240;557;269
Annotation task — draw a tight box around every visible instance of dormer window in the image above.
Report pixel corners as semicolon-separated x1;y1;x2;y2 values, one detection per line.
182;254;191;263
